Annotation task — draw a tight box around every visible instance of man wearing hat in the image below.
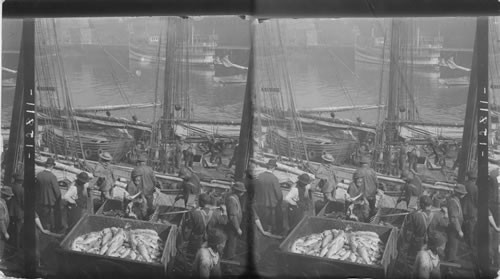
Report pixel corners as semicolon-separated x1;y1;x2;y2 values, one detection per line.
9;172;24;248
352;156;379;217
93;152;115;201
254;159;283;234
397;169;423;209
63;172;91;229
285;173;314;230
132;153;158;214
125;169;148;220
223;182;246;259
462;170;478;252
346;173;370;222
35;157;62;231
0;186;13;261
192;228;227;278
445;183;467;263
314;153;338;214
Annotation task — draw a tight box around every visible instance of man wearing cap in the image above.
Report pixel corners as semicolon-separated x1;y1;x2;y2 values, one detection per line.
398;170;423;209
9;172;24;248
132;154;158;214
184;193;227;258
352;156;379;217
0;187;12;261
93;152;115;201
254;159;283;234
285;173;314;230
125;170;148;220
63;172;91;229
192;228;227;278
313;153;338;214
35;157;61;231
402;195;436;261
223;182;246;259
462;170;478;251
445;183;467;263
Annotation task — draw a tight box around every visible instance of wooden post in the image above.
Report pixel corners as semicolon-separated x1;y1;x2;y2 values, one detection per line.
234;19;255;182
476;16;490;278
22;18;37;278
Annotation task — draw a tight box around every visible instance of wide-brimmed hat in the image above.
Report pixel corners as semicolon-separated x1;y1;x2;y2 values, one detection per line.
232;182;247;192
77;172;90;182
466;170;477;179
359;156;371;164
99;152;113;161
137;154;148;162
0;187;14;197
45;157;56;167
321;153;335;163
12;172;24;181
454;184;467;195
298;173;311;185
267;159;278;168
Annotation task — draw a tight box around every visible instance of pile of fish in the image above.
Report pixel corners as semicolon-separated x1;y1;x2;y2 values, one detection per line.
71;226;165;263
290;228;385;265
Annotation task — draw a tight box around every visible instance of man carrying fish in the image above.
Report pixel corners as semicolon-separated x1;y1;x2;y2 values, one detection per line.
346;173;370;222
63;172;91;229
352;156;379;218
223;182;246;260
36;157;62;231
131;154;158;215
285;174;314;230
254;159;283;234
184;193;227;259
125;170;148;220
192;228;227;279
93;152;115;201
313;153;338;214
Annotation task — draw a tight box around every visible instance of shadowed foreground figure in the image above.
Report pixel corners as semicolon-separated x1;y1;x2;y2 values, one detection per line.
192;228;227;279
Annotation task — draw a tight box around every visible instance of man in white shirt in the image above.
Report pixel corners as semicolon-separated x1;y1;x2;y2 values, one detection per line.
63;172;90;229
285;173;314;230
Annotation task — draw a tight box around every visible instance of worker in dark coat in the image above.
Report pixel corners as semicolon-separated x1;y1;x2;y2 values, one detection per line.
62;172;90;229
35;157;61;231
401;195;435;261
462;170;478;251
352;156;379;217
93;152;115;201
398;170;424;209
175;167;202;208
445;184;467;263
285;174;314;230
0;187;12;261
184;193;227;259
346;173;370;222
223;182;246;259
9;172;24;249
254;159;283;234
132;154;158;214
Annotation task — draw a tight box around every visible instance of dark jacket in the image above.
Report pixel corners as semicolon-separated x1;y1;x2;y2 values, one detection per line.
131;165;157;197
10;181;24;222
36;169;61;206
255;171;282;208
462;179;478;220
225;193;242;232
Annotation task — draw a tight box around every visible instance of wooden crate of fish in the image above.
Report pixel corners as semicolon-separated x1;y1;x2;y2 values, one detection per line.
57;214;177;278
317;200;347;219
278;216;398;279
370;207;409;229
